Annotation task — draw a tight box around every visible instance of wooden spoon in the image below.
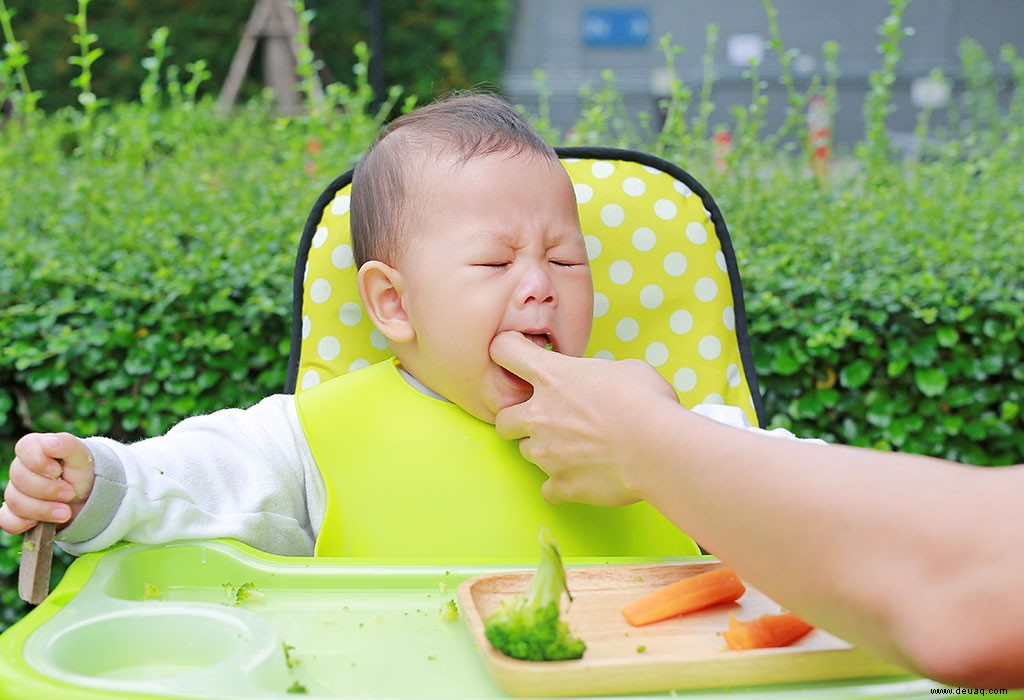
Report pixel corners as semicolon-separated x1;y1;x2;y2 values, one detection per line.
18;521;56;605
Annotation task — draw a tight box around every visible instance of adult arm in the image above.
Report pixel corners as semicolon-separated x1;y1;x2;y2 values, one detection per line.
491;331;1024;688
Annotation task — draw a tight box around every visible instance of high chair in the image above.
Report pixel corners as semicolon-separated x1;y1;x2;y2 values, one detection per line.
286;146;764;427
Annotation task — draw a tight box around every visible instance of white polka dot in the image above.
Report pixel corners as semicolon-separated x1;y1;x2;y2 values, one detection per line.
641;165;660;174
584;235;602;260
593;292;610;318
632;227;656;252
654;199;678;220
591;161;615;178
670;309;694;335
302;260;309;282
301;315;311;340
723;306;735;331
601;203;625;227
622;177;646;196
349;358;371;372
640;284;664;309
370;328;389;350
674;367;697;392
674;180;693;197
645;341;669;366
694;277;718;302
703;393;725;405
663;252;688;277
338;301;363;326
574;183;594;204
312;225;329;248
310;278;332;303
318;335;341;361
331;244;354;269
609;260;633;284
686;222;709;244
703;207;713;221
698;335;723;360
330;195;351;215
592;349;615;360
715;250;728;272
300;370;322;390
727;363;742;387
615;317;640;342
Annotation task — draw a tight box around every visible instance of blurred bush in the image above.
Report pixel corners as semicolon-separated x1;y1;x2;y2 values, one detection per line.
2;0;510;110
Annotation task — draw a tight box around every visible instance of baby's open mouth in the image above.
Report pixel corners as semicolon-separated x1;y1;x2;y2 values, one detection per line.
523;332;553;351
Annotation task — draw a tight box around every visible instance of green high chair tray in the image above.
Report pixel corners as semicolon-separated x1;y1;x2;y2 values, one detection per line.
0;539;952;700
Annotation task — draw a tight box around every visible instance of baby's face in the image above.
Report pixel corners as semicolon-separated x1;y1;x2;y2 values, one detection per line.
397;151;593;423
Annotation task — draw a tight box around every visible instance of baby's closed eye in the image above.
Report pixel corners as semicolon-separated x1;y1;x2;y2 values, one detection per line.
475;261;512;269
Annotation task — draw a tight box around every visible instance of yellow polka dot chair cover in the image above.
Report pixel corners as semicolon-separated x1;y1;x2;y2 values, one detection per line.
286;147;764;427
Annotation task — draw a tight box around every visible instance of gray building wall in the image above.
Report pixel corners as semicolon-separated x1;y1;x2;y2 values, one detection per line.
503;0;1024;145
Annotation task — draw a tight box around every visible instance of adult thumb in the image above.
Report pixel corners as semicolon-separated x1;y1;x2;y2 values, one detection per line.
489;331;551;385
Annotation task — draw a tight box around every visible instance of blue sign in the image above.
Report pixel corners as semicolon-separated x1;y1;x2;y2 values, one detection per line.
582;8;652;48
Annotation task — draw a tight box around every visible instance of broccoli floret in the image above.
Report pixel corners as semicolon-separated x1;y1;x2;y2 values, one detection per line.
483;526;586;661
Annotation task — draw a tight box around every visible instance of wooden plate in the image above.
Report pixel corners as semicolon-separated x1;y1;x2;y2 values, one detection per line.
457;561;907;697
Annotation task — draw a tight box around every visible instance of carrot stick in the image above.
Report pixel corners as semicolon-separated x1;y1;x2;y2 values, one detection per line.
622;567;746;626
722;612;814;650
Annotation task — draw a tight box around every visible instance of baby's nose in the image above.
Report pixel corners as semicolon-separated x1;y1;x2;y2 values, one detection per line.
517;265;556;306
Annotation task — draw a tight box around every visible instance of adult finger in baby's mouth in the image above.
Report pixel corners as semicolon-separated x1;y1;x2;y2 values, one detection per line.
490;331;535;370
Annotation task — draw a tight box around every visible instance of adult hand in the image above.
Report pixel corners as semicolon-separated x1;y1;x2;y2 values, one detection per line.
0;432;95;535
490;331;679;506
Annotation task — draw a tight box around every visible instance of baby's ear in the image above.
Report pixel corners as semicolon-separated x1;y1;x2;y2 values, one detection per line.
357;261;415;344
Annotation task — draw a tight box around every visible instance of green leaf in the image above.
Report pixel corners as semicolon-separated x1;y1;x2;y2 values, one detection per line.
771;353;803;376
914;367;948;397
964;422;988;441
840;360;873;389
791;393;823;419
935;326;959;348
955;305;975;322
941;414;964;434
909;338;938;366
816;388;840;407
886;357;910;377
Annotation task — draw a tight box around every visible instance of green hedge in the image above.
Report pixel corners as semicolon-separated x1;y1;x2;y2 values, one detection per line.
2;1;1022;630
735;170;1024;465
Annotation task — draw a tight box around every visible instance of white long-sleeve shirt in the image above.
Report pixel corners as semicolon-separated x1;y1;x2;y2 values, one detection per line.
57;388;820;557
59;394;324;556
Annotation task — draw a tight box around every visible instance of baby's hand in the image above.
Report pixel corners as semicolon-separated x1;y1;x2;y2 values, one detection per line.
0;433;95;535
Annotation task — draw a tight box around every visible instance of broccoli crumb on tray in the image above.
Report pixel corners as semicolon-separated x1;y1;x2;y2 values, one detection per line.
483;526;586;662
223;581;265;606
440;599;459;622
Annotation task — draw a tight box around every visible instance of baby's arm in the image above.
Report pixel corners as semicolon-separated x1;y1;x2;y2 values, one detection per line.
61;393;326;556
4;395;326;557
0;433;96;534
